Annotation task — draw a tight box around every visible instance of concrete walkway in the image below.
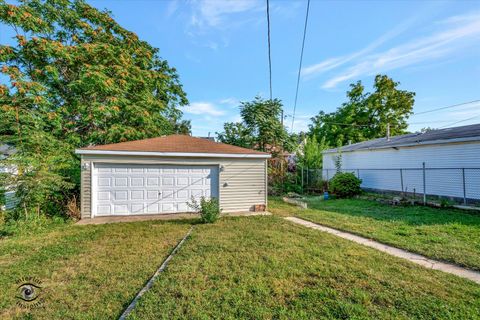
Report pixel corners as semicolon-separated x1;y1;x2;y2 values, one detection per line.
285;216;480;285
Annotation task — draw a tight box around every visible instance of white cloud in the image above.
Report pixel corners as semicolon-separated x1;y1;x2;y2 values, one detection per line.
184;102;225;116
166;0;180;17
302;12;422;79
321;11;480;89
190;0;261;28
219;97;240;107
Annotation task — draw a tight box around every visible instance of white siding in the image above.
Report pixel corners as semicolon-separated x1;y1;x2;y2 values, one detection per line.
80;155;267;219
323;141;480;199
323;141;480;169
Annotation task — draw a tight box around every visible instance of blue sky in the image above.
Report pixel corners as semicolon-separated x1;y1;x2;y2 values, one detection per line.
2;0;480;137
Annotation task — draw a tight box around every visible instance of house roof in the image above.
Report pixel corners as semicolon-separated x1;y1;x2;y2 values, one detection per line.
76;135;270;158
324;123;480;154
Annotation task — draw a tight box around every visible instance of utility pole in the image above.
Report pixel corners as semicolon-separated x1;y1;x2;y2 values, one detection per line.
386;123;391;141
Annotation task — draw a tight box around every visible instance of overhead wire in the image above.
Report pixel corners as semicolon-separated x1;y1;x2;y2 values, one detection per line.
412;99;480;116
266;0;273;100
290;0;311;133
438;114;480;129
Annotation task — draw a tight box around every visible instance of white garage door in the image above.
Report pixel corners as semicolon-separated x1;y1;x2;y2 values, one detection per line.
93;164;219;216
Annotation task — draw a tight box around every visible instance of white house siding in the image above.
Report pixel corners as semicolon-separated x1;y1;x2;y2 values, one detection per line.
80;155;267;219
323;141;480;200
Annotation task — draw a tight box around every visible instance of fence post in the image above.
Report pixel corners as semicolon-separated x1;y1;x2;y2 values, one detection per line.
422;162;426;205
326;169;329;191
400;169;404;193
356;169;360;179
462;168;467;205
301;167;304;193
307;167;310;188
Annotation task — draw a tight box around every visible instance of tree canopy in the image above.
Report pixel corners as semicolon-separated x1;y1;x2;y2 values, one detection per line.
309;75;415;147
0;0;189;217
217;96;292;153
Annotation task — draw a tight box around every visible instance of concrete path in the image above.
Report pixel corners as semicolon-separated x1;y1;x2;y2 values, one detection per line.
285;216;480;285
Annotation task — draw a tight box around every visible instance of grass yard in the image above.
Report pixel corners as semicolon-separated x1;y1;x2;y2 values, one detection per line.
0;219;192;319
270;197;480;270
129;216;480;319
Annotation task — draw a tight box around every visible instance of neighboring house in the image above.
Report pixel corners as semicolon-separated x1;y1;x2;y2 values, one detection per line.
323;123;480;201
75;135;270;219
0;144;17;210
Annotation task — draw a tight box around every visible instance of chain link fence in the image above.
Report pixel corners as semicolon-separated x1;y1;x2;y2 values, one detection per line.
321;167;480;205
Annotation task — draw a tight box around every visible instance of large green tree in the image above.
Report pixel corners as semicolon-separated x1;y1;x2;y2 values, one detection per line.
216;96;291;153
0;0;189;218
309;75;415;147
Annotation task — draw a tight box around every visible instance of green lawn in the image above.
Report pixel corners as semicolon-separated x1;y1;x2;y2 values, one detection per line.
270;197;480;270
0;219;192;319
2;213;479;319
129;216;480;319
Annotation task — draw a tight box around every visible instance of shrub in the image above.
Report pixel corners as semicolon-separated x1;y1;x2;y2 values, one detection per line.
187;196;221;224
329;172;362;198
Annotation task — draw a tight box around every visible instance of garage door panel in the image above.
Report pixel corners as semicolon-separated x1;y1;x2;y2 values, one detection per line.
114;191;128;201
98;178;111;187
177;177;189;186
114;204;129;214
97;191;110;200
131;203;144;213
146;203;160;213
146;177;160;186
162;189;174;199
97;205;111;215
114;177;128;187
162;203;174;212
162;177;174;186
131;190;144;200
146;190;159;200
130;177;145;187
94;164;218;216
177;203;188;212
176;190;189;199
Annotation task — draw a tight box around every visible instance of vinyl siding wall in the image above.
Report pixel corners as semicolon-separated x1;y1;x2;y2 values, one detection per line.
80;155;267;219
322;141;480;199
323;141;480;169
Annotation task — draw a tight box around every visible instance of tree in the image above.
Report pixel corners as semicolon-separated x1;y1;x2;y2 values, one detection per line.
309;75;415;147
0;0;189;218
216;122;254;149
297;135;327;169
217;96;290;153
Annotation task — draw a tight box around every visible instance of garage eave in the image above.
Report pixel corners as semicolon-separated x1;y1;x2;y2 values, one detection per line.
75;149;271;159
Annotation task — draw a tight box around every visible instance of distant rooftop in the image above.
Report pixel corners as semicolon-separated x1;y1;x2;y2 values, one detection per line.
324;123;480;153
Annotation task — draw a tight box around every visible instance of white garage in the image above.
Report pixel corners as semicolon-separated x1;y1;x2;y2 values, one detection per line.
76;135;270;219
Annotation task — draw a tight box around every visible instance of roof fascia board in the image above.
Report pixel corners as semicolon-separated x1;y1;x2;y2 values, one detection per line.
323;136;480;154
75;149;271;158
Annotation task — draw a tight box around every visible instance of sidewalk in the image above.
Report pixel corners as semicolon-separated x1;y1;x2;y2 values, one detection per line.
285;216;480;285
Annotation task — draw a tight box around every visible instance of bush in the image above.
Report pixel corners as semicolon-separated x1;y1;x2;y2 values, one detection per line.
329;172;362;198
0;215;68;238
187;196;221;224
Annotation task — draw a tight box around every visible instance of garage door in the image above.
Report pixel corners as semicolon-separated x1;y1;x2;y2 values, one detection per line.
93;164;219;216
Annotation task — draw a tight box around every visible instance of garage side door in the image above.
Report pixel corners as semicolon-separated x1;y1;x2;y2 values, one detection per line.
94;164;219;216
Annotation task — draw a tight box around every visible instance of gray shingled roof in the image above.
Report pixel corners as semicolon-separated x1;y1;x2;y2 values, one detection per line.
324;123;480;153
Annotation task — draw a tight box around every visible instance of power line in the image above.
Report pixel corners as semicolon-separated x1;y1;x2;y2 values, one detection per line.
290;0;311;133
412;99;480;116
266;0;272;100
438;114;480;129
